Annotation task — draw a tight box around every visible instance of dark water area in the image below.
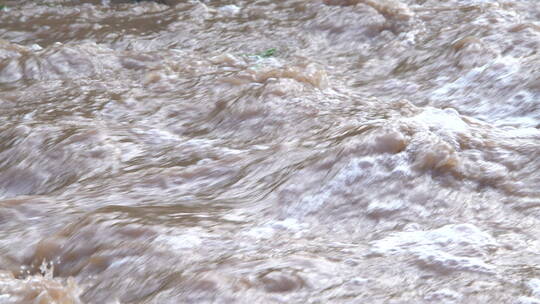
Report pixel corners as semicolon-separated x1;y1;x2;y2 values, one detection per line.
1;0;540;303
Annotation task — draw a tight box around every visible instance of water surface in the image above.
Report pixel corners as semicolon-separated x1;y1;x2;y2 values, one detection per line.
1;0;540;303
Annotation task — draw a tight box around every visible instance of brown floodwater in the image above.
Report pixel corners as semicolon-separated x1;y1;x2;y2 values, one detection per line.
1;0;540;303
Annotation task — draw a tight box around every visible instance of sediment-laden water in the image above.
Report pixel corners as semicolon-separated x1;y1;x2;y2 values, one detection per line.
1;0;540;303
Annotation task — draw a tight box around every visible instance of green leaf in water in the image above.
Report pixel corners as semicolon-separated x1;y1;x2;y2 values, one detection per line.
258;48;276;58
0;5;6;10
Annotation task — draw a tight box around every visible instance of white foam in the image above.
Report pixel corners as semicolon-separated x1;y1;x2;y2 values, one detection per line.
244;218;309;239
156;233;203;250
0;269;81;304
366;200;405;216
245;226;275;239
517;296;540;304
424;288;462;303
219;5;240;16
371;224;498;273
528;279;540;297
409;107;469;134
285;157;373;217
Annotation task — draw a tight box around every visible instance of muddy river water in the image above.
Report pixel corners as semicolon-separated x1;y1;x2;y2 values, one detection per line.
1;0;540;303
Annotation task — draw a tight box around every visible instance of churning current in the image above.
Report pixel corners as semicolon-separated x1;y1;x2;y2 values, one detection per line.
1;0;540;303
